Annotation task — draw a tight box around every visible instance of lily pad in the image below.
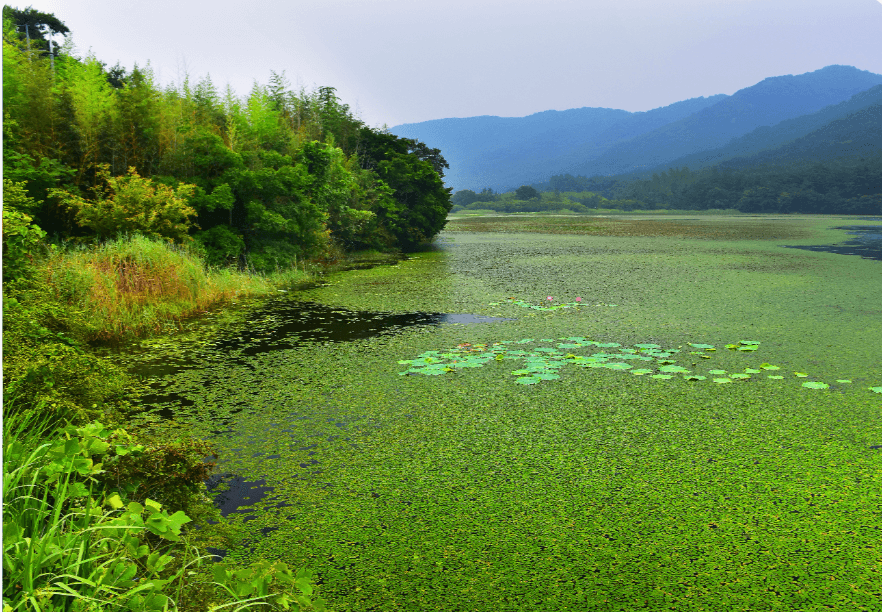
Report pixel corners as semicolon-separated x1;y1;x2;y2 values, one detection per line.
836;379;852;384
759;363;780;370
708;370;727;375
602;362;633;370
659;365;690;373
802;381;830;390
688;343;715;350
712;378;732;384
536;373;561;381
794;372;809;378
870;387;882;394
630;369;654;375
744;368;761;374
729;373;751;380
683;375;707;381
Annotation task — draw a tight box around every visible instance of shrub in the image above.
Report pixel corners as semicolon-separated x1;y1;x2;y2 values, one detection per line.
50;165;197;243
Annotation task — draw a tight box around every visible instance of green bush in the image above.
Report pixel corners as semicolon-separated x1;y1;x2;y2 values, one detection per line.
3;181;48;281
50;165;197;243
2;417;327;612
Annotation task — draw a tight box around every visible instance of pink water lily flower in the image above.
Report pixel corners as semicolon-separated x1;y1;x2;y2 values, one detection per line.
575;297;582;302
547;296;553;301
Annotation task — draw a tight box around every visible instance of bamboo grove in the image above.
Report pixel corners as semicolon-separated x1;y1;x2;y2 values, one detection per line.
2;11;453;272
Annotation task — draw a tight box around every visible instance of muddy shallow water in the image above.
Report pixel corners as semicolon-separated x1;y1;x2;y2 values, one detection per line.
121;215;882;610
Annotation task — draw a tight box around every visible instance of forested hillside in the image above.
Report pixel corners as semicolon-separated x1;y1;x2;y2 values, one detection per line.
391;95;727;191
394;65;882;194
2;7;452;271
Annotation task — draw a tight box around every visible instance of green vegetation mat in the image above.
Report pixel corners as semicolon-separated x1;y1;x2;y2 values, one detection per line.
123;216;882;611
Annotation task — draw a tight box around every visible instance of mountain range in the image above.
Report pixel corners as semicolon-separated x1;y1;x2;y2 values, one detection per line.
389;65;882;192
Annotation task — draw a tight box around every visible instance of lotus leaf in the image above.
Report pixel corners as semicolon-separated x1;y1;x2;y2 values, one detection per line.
708;370;727;375
603;363;633;370
744;368;761;374
659;365;690;373
730;373;750;380
794;372;809;378
760;363;780;370
713;378;733;384
630;369;653;375
536;373;561;380
683;375;707;381
802;381;830;389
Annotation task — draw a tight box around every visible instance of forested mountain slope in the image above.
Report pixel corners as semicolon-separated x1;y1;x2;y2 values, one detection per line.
394;65;882;192
391;95;726;191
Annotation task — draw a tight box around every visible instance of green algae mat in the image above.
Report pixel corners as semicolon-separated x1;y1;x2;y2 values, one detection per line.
125;215;882;611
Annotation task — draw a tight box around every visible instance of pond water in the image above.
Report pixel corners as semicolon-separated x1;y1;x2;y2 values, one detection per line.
122;220;882;610
782;224;882;261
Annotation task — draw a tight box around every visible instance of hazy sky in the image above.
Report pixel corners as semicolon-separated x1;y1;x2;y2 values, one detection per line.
20;0;882;128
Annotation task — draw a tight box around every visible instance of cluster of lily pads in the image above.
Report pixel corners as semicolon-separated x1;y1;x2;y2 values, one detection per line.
487;296;618;311
399;338;882;392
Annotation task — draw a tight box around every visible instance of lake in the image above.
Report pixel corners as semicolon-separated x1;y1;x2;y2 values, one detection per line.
121;214;882;611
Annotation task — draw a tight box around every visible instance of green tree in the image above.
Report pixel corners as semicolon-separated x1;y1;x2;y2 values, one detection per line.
2;4;69;57
515;185;539;200
50;165;197;242
357;128;452;250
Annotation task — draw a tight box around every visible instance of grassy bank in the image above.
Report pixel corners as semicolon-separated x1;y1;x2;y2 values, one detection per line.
37;235;312;342
2;234;332;611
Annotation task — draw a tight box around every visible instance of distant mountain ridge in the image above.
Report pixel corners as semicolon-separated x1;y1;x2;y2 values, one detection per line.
619;84;882;179
390;65;882;192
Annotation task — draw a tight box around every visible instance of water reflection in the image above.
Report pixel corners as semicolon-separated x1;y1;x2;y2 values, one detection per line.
783;225;882;261
211;300;516;356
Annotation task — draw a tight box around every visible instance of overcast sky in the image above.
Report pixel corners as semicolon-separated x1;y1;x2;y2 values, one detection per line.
20;0;882;128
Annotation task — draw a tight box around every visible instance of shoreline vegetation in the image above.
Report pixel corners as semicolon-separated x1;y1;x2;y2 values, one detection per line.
3;5;880;611
2;4;446;609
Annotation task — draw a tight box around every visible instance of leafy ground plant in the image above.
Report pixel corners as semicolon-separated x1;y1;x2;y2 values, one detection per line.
1;412;326;612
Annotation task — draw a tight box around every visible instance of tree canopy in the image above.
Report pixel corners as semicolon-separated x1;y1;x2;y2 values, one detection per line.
1;7;453;270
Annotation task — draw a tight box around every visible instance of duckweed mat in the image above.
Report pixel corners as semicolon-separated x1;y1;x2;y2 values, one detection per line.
123;216;882;611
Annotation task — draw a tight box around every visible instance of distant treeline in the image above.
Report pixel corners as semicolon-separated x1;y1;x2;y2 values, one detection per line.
450;185;640;214
3;7;452;271
526;155;882;214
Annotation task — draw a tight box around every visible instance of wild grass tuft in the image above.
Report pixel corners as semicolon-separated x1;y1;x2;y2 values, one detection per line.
40;235;310;341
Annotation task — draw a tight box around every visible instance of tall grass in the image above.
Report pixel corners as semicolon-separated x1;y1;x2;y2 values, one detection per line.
40;235;311;341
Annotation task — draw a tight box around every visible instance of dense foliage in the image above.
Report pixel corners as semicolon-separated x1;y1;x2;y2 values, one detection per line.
528;155;882;214
2;11;451;271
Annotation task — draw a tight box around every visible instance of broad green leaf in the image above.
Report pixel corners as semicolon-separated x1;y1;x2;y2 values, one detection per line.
802;381;829;390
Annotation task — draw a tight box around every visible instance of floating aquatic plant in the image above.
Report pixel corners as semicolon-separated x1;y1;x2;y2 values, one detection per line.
499;296;618;311
398;337;878;393
802;381;830;389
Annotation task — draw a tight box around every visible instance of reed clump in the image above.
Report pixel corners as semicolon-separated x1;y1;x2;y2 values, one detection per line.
41;235;309;341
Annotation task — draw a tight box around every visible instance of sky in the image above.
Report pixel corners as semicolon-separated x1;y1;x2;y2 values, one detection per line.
18;0;882;129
